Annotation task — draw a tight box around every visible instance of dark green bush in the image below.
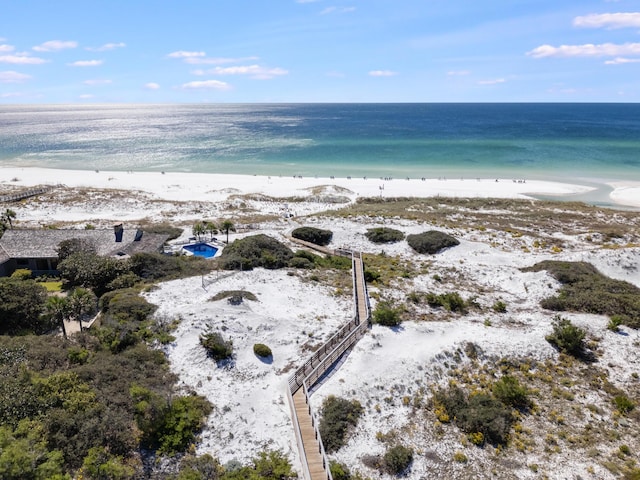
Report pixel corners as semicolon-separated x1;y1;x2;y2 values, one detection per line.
200;332;233;362
523;261;640;329
372;301;403;327
365;227;404;244
492;375;531;410
426;292;467;313
100;289;157;323
434;387;513;446
291;227;333;246
613;395;635;414
545;315;586;357
407;230;459;254
329;460;352;480
219;234;294;270
319;396;363;453
58;252;130;296
288;257;315;269
0;278;49;335
253;344;272;358
364;269;381;283
383;445;413;475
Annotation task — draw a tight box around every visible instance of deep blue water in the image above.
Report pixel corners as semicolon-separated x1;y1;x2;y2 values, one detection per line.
0;103;638;182
182;242;218;259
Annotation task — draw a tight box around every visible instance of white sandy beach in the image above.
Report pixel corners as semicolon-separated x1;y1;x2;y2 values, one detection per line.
0;166;614;206
2;165;639;479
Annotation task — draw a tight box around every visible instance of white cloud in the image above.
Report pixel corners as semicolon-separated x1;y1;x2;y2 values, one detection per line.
0;70;31;83
78;94;94;99
68;60;103;67
573;12;640;29
86;42;126;52
0;44;14;52
205;65;288;79
33;40;77;52
144;82;161;90
83;79;112;85
184;56;259;65
1;92;23;98
477;78;506;85
167;50;206;58
181;79;231;90
604;56;640;64
0;54;47;64
368;70;397;77
321;6;356;15
447;70;470;76
527;42;640;58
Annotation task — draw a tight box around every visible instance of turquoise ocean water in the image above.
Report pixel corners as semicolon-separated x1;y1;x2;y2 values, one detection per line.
1;103;638;204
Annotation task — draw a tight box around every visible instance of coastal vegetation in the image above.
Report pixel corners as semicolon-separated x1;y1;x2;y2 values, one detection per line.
319;396;364;453
291;226;333;246
407;230;460;254
218;234;294;270
200;331;234;362
364;227;404;244
523;261;640;329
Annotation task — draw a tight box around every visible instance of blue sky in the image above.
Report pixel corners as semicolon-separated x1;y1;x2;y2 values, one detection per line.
1;0;639;103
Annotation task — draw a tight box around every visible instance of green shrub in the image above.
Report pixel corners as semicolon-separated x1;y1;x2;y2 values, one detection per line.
493;300;507;313
407;231;459;254
219;234;294;270
434;387;513;446
607;315;625;332
372;301;403;327
492;375;531;410
329;460;352;480
200;332;233;362
523;261;640;329
319;396;363;453
291;227;333;246
546;315;586;357
426;292;467;313
288;257;315;269
0;278;49;335
383;445;413;475
253;344;272;358
100;289;157;323
365;227;404;244
364;269;381;283
10;269;33;280
613;395;635;414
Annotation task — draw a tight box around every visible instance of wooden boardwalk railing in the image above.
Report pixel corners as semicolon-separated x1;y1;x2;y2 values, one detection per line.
286;241;371;480
0;185;58;203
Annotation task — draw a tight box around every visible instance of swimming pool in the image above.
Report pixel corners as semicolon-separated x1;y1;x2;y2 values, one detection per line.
182;242;219;259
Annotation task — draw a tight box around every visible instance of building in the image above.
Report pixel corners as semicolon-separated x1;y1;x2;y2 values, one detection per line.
0;224;168;277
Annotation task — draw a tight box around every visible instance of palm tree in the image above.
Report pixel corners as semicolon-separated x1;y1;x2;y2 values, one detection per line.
204;221;218;240
67;288;97;332
192;221;206;241
2;209;16;229
220;220;235;244
45;296;70;339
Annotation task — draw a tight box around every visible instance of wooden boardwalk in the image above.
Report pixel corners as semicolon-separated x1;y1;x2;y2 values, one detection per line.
286;243;370;480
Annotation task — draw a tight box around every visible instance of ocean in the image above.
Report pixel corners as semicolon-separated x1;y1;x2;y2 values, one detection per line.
1;103;639;185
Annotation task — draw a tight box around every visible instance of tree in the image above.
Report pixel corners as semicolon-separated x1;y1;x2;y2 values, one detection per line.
0;278;49;335
57;238;96;261
67;288;97;332
192;222;206;241
1;209;16;229
204;221;218;240
45;296;70;339
220;220;235;244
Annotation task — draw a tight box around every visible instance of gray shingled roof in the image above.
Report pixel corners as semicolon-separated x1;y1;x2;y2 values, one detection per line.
0;229;168;259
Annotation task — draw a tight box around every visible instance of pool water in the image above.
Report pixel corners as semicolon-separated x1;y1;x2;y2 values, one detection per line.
182;243;219;258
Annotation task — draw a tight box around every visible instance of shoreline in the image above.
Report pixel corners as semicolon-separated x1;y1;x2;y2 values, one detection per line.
0;165;638;210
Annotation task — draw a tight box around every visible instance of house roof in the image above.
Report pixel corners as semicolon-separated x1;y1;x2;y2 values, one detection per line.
0;228;168;259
